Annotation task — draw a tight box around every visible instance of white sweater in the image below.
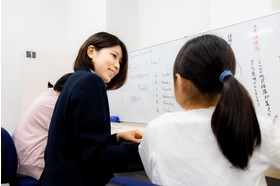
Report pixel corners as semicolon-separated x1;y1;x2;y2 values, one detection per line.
139;107;280;186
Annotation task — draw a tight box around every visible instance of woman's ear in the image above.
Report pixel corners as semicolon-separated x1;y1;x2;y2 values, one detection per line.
87;45;95;59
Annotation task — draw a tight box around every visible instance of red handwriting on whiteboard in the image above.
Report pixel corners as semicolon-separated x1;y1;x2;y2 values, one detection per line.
252;25;260;52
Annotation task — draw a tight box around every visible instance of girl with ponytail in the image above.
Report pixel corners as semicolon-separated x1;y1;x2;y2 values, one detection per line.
139;34;280;186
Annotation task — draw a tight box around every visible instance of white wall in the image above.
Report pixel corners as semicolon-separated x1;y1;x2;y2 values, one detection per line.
1;0;106;133
137;0;280;49
67;0;106;54
106;0;139;52
2;0;67;133
209;0;280;30
138;0;210;49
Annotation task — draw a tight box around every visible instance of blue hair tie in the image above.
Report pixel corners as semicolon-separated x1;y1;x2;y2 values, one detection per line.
220;70;233;83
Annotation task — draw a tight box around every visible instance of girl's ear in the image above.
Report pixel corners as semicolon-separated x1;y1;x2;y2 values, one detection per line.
176;73;194;94
175;73;185;93
87;45;95;59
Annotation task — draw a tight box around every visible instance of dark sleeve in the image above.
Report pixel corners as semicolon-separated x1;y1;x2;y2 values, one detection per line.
69;75;143;174
109;133;118;145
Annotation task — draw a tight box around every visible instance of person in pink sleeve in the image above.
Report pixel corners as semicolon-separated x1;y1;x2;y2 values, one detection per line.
12;72;73;180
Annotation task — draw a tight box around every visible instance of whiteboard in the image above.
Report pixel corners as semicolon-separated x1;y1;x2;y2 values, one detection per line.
121;38;186;123
202;12;280;127
109;12;280;127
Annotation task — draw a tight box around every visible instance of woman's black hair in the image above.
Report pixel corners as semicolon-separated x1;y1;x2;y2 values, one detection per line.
48;72;73;92
73;32;128;90
173;34;261;170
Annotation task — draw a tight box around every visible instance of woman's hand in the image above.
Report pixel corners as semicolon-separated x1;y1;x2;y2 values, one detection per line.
116;130;143;143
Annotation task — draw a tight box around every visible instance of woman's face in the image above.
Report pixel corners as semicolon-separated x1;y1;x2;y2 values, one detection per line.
88;45;122;83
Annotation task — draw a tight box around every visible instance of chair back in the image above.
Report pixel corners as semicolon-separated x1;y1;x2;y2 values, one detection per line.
1;127;39;186
106;176;159;186
1;127;18;184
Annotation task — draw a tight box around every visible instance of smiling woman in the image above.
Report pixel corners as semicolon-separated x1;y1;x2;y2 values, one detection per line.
87;45;122;83
38;32;144;186
73;32;128;90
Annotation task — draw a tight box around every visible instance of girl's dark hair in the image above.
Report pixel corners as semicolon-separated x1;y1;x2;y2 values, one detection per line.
73;32;128;90
48;73;73;92
173;34;261;170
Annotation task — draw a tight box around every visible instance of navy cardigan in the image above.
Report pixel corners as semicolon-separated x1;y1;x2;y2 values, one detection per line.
40;68;143;186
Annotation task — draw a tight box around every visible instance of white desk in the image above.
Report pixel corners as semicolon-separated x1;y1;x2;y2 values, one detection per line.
111;122;146;134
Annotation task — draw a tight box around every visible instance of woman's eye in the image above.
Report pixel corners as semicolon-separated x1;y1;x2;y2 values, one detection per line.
112;54;117;58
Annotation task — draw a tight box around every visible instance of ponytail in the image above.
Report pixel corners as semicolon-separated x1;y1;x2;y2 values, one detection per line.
211;74;261;170
174;34;262;170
